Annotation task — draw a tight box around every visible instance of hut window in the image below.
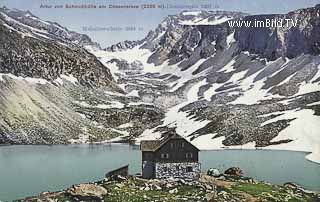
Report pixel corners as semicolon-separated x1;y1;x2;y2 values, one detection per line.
170;143;174;148
186;166;193;172
186;152;193;158
163;167;168;172
161;153;169;159
181;142;185;148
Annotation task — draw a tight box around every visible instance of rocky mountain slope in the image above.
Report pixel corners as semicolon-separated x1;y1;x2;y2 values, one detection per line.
0;5;319;163
0;7;101;49
93;5;320;163
0;8;160;144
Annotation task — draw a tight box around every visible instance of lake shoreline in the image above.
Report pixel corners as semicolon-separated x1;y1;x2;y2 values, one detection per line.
1;144;320;201
1;141;319;164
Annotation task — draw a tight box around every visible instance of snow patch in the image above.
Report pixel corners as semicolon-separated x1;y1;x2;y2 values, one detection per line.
163;79;210;136
203;82;224;101
307;101;320;106
60;74;78;84
191;134;225;150
226;32;236;48
127;90;139;97
264;109;320;164
179;16;233;26
118;122;133;129
74;100;125;109
181;11;202;16
105;91;125;97
218;59;236;73
136;129;162;143
68;133;90;144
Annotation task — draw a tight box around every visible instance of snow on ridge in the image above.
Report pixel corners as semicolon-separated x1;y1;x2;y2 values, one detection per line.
179;16;233;26
0;11;51;40
181;11;202;16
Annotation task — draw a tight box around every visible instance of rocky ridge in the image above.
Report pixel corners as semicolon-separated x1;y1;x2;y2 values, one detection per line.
93;5;320;163
0;6;101;49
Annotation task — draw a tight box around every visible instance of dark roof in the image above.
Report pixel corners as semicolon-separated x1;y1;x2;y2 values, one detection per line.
140;140;161;151
140;134;200;152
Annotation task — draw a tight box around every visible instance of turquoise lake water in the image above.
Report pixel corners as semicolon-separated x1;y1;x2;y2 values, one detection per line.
0;144;319;201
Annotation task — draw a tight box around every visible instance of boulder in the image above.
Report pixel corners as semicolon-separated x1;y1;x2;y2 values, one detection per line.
207;168;221;177
67;184;108;199
206;192;216;201
224;167;244;177
284;182;299;190
169;188;178;194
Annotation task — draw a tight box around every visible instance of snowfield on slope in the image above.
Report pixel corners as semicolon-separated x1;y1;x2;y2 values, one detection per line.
263;109;320;164
89;36;320;164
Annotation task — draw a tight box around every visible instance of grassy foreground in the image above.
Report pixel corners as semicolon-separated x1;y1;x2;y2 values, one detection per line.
15;173;320;202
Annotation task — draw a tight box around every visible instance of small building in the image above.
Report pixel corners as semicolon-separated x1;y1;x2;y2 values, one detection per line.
140;134;201;180
105;165;129;180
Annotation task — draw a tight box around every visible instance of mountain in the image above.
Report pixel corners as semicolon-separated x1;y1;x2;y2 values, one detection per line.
235;6;320;60
0;7;134;144
1;5;320;163
105;10;247;53
0;7;101;49
95;5;320;163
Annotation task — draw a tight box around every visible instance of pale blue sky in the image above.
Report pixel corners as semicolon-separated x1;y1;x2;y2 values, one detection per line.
1;0;319;48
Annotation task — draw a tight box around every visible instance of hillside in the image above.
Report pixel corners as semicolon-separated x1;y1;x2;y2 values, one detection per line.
0;5;319;163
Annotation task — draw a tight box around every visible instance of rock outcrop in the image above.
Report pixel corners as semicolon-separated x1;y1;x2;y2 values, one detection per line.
235;6;320;60
0;12;115;88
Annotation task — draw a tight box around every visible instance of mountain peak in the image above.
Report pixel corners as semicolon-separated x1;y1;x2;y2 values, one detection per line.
0;7;101;49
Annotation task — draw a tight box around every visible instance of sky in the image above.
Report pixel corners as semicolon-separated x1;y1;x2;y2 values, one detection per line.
1;0;319;48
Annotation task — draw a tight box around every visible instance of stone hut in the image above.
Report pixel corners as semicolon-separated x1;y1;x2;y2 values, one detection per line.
140;134;200;180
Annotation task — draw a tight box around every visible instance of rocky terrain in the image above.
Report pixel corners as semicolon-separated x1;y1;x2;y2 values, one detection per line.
0;7;164;144
17;168;320;202
0;5;320;163
0;7;101;49
93;5;320;163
